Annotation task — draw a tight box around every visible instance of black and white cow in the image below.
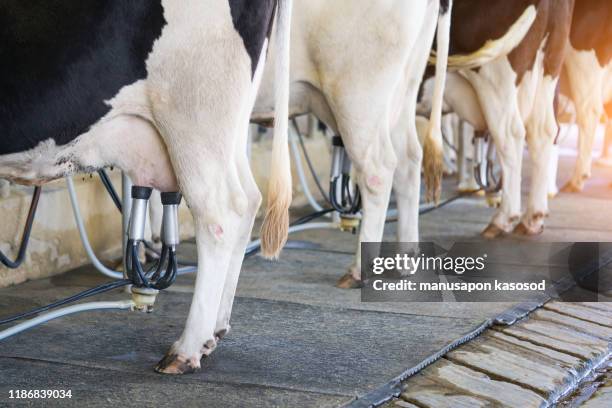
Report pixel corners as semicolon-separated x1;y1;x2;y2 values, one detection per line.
560;0;612;192
420;0;575;238
0;1;292;374
251;0;524;287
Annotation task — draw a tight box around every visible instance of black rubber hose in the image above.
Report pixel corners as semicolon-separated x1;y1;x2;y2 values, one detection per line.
97;170;122;212
129;243;149;288
418;194;466;216
0;186;42;269
0;279;131;326
245;208;336;258
292;119;331;204
154;248;178;290
149;245;169;281
96;173;197;266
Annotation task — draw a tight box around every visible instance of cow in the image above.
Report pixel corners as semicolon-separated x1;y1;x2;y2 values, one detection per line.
419;0;575;238
560;0;612;192
251;0;538;287
0;0;292;375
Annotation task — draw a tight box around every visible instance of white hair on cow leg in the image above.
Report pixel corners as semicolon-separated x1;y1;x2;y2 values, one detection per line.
441;113;457;175
562;48;607;193
547;143;560;198
598;120;612;166
457;121;481;193
213;35;273;342
392;100;424;245
519;73;559;234
461;56;526;238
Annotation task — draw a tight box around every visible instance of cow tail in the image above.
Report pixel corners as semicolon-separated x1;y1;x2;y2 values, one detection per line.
423;0;452;203
431;5;536;70
260;0;294;259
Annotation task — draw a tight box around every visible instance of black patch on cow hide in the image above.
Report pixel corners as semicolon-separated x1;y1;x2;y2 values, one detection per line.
570;0;612;66
228;0;277;78
0;1;166;156
440;0;450;14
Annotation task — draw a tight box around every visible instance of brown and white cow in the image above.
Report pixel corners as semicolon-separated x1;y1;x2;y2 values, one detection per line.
560;0;612;192
421;0;575;238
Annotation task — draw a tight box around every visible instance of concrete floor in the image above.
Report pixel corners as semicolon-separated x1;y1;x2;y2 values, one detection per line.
0;149;611;407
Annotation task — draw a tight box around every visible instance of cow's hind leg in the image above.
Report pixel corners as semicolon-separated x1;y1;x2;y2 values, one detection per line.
392;107;423;245
463;59;525;238
214;150;262;340
335;110;398;288
149;94;255;374
153;144;247;374
562;49;605;192
598;119;612;166
516;75;558;235
156;143;247;374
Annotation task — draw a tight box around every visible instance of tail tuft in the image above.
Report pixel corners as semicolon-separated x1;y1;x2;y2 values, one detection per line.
422;0;452;204
259;0;293;259
260;184;291;259
423;130;443;203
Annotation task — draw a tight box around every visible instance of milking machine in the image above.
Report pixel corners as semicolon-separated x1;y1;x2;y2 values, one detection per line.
329;136;362;232
125;187;181;292
0;175;188;340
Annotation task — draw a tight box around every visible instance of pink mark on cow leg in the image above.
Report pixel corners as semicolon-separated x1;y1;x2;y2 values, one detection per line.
208;224;224;241
367;175;383;189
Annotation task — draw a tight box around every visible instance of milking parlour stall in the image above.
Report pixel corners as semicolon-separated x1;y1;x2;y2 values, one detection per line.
1;1;611;407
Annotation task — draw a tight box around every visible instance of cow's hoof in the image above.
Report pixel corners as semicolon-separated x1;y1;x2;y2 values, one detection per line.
481;223;506;239
548;191;558;199
215;327;230;342
561;181;583;193
155;353;200;375
336;273;363;289
513;221;544;236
